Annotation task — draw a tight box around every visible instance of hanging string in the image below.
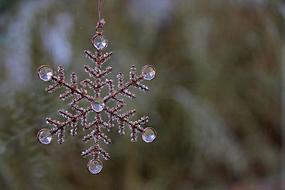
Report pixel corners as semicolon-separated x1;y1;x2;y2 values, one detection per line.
98;0;103;20
96;0;105;34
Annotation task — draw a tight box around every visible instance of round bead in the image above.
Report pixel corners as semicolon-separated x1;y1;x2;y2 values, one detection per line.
142;65;156;81
92;97;105;113
38;65;53;81
37;128;52;145
92;35;108;50
87;159;103;174
142;127;157;143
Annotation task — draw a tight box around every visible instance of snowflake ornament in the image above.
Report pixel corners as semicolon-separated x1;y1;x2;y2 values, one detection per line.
37;18;157;174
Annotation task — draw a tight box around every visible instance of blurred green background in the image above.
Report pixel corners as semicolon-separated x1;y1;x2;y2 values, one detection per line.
0;0;283;189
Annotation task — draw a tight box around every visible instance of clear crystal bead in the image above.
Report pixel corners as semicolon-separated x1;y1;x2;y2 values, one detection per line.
142;65;156;81
37;128;52;144
91;97;105;113
38;65;53;81
87;159;103;174
92;35;108;50
142;127;156;143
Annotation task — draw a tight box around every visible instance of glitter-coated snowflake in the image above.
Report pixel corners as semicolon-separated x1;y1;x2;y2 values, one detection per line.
37;19;157;174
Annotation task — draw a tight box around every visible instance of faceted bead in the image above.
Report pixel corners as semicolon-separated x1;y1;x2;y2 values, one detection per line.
87;159;103;174
37;128;52;144
92;35;108;50
142;65;156;81
142;127;156;143
92;97;105;113
38;65;53;81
